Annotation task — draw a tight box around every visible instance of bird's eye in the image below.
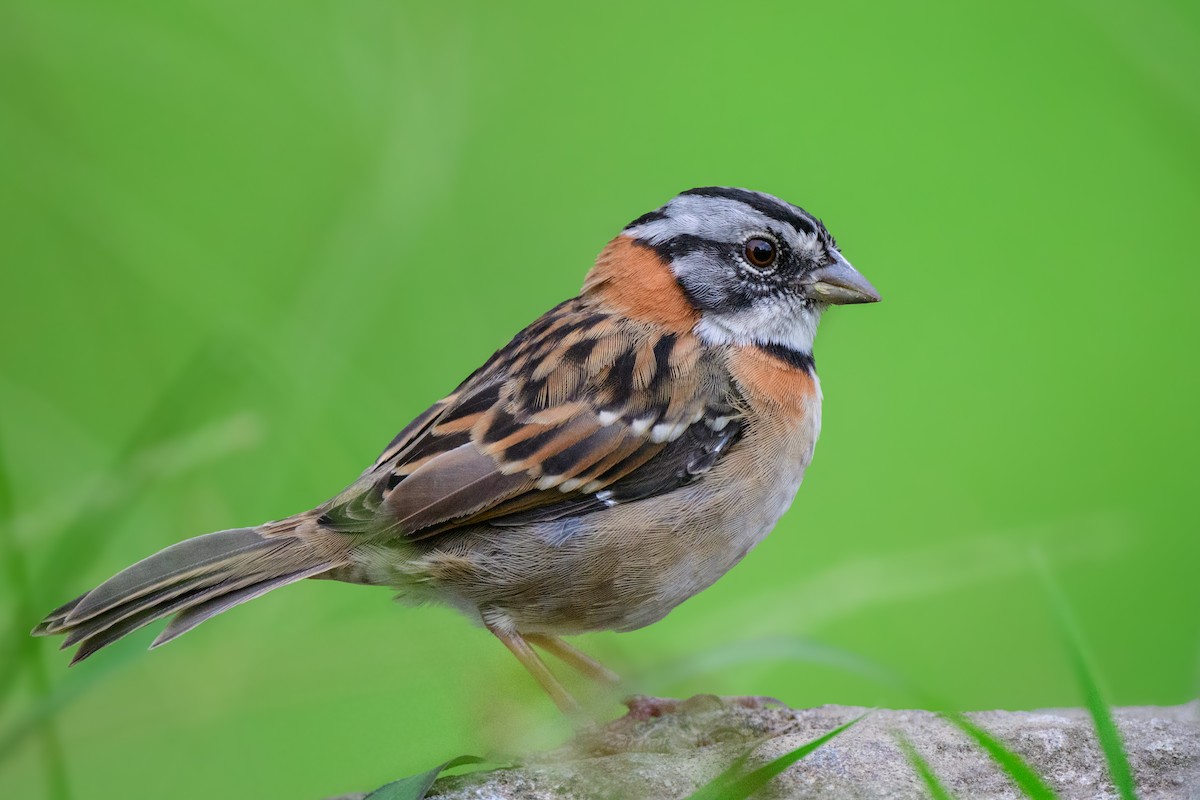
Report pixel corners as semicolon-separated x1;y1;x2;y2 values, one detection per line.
744;237;777;268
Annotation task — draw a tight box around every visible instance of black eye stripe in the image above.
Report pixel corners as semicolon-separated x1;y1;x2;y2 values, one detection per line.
637;233;725;263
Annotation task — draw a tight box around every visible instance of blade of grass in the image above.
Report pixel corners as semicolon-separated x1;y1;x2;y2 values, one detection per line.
635;637;914;699
363;755;488;800
0;431;71;799
942;712;1058;800
0;350;260;710
0;654;126;766
686;714;863;800
895;731;955;800
681;744;757;800
0;349;262;768
29;347;256;596
1032;549;1137;800
0;412;259;710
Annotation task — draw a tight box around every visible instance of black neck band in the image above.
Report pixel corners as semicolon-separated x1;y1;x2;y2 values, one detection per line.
758;342;815;372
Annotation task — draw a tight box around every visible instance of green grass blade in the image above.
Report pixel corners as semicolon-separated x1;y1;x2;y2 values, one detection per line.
0;358;261;767
895;732;955;800
363;755;488;800
942;712;1058;800
0;378;259;708
686;715;863;800
0;431;72;799
682;747;756;800
636;637;915;699
0;655;123;765
1032;550;1137;800
30;348;258;596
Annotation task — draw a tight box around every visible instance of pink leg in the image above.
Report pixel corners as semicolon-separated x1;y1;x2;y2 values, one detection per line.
488;625;582;715
527;634;622;686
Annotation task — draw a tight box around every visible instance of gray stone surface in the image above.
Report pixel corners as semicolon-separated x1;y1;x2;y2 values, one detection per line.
337;695;1200;799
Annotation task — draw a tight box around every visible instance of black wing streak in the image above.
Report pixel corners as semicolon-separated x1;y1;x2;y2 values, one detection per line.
488;416;744;527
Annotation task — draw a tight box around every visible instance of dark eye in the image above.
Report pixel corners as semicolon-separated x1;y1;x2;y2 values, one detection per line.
744;237;777;268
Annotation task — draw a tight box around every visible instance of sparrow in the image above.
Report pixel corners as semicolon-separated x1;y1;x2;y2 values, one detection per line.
33;187;879;713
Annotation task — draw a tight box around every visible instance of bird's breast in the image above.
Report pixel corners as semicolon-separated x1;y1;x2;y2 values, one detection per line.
697;364;823;561
565;358;822;632
726;344;822;417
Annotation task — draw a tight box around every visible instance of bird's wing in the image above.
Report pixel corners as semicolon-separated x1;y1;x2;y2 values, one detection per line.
323;298;742;539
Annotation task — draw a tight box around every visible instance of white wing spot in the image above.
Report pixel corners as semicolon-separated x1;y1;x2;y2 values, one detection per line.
558;477;585;493
629;415;655;436
649;422;674;443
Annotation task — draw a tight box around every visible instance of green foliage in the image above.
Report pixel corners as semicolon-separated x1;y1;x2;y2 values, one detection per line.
363;755;489;800
635;637;914;699
686;716;863;800
0;435;70;799
0;394;263;772
895;733;955;800
940;712;1059;800
1034;552;1138;800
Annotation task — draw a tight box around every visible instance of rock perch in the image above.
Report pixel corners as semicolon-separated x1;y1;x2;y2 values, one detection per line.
335;695;1199;799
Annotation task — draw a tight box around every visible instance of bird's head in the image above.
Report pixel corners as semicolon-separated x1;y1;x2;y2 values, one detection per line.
585;187;879;354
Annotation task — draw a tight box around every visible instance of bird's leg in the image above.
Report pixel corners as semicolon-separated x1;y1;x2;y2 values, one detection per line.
488;625;582;715
526;634;622;686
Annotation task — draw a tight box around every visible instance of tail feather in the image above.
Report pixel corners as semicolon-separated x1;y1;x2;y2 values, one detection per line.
33;521;343;663
151;563;331;648
65;528;274;626
32;593;88;636
69;581;222;665
60;571;218;648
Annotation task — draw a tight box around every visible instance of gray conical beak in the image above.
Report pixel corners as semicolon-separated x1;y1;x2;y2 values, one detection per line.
806;254;881;305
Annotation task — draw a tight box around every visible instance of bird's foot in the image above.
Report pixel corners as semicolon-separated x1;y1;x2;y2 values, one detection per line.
622;693;785;720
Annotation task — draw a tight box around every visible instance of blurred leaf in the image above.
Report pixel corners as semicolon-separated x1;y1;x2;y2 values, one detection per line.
1033;551;1138;800
0;351;260;772
0;405;259;707
896;732;955;800
27;346;258;598
637;637;913;698
686;715;862;800
363;755;488;800
942;712;1058;800
0;653;126;768
0;432;71;798
697;520;1129;644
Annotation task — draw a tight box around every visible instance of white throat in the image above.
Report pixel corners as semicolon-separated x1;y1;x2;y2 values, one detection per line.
693;295;820;353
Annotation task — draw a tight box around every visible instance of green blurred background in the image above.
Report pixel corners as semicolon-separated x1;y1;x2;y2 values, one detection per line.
2;0;1198;797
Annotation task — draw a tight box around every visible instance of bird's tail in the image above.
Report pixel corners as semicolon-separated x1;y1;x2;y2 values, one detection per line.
32;517;345;664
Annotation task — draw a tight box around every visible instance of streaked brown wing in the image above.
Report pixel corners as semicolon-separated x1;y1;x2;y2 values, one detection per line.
323;298;740;540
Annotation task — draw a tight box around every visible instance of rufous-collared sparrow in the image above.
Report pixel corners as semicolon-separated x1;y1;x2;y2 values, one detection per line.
34;187;879;713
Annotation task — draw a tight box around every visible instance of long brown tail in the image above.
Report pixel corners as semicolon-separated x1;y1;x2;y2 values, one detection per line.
32;518;343;664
